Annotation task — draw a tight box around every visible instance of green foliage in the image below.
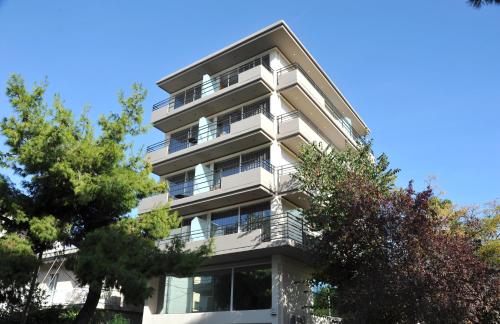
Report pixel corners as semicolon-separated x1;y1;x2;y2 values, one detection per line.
431;198;500;267
469;0;500;8
107;314;129;324
0;235;37;310
297;143;499;323
312;285;337;317
137;203;178;240
1;74;210;323
29;215;59;246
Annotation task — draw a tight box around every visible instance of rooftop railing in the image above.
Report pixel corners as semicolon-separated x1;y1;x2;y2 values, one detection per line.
276;64;367;146
153;57;273;112
167;159;274;200
159;212;310;247
147;105;274;154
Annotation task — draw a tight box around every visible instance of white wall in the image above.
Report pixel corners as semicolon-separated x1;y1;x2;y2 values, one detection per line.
37;260;141;312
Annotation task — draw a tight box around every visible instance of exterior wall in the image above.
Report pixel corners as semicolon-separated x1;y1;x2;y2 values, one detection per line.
276;255;313;324
142;256;313;324
37;260;142;313
141;24;368;322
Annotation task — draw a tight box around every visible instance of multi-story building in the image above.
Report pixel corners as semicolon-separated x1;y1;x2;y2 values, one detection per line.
139;20;368;324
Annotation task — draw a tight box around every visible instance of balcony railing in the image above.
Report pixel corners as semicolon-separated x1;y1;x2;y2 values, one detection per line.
276;64;367;146
159;212;310;247
168;159;274;200
147;106;274;154
277;111;330;145
153;57;273;112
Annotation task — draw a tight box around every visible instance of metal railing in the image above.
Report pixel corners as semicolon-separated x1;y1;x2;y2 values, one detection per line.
167;159;274;200
42;246;79;259
153;57;273;112
276;64;367;146
277;111;331;146
147;105;274;154
159;212;310;247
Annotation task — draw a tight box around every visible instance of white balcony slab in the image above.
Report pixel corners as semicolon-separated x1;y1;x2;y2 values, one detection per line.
152;65;274;133
148;113;275;176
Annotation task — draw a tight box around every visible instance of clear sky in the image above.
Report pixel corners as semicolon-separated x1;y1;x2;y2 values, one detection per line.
0;0;498;206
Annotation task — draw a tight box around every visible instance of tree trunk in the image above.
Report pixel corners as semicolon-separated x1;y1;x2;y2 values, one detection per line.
73;281;103;324
20;251;42;324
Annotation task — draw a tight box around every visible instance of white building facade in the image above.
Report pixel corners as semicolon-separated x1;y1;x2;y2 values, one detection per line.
139;21;368;324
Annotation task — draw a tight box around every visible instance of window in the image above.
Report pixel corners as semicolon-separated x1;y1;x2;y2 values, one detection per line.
238;55;270;73
169;125;198;154
160;265;271;314
240;202;271;237
243;98;270;119
174;93;185;109
241;148;270;172
233;265;272;310
161;270;231;314
219;70;238;90
211;209;239;237
213;157;240;188
216;109;242;137
192;270;231;312
168;170;195;199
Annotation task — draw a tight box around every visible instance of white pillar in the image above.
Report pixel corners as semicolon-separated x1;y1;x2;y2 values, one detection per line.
193;163;212;195
201;74;215;98
190;216;208;241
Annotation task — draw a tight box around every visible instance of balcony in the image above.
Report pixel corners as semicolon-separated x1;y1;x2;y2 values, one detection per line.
152;61;274;133
277;111;328;156
138;160;275;216
147;108;275;176
277;64;366;149
277;164;310;209
159;212;311;260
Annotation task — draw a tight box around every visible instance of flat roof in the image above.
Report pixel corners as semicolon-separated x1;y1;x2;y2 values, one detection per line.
157;20;369;133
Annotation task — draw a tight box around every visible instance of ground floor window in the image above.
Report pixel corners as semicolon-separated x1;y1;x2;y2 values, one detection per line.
159;264;271;314
233;265;272;310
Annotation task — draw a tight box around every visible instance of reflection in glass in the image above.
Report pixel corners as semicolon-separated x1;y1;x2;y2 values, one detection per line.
233;265;272;310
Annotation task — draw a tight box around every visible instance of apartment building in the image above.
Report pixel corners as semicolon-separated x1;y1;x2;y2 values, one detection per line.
138;21;368;324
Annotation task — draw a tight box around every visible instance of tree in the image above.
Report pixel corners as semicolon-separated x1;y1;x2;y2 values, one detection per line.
296;144;499;323
469;0;500;8
431;198;499;268
0;75;210;324
0;174;60;322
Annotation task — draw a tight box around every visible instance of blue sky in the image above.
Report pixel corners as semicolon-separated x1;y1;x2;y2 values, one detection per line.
0;0;498;206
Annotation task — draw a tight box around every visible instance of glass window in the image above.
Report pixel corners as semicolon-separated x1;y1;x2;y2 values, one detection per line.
241;148;270;172
243;98;270;119
219;70;238;89
240;202;271;236
262;54;270;69
192;270;231;312
162;270;231;314
216;109;242;136
174;93;185;109
213;157;240;188
169;125;198;153
233;265;272;310
168;170;195;199
211;209;239;237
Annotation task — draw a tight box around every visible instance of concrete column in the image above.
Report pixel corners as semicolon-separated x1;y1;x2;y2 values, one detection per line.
197;117;215;144
272;255;283;324
190;216;208;241
201;74;215;98
193;163;212;195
